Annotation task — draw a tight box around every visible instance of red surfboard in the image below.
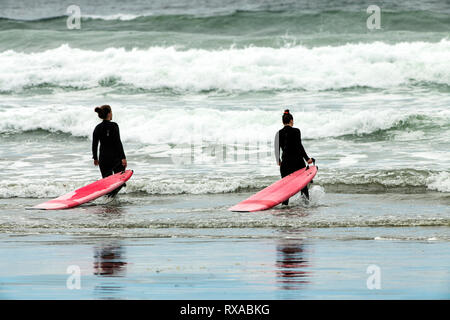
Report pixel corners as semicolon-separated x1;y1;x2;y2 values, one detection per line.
30;170;133;210
229;166;317;212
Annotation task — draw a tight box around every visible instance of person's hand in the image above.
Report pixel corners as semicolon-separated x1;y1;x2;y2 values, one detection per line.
122;159;127;168
94;160;99;166
307;158;313;164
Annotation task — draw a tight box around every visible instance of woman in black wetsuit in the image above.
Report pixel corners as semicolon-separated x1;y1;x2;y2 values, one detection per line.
92;105;127;178
275;109;313;205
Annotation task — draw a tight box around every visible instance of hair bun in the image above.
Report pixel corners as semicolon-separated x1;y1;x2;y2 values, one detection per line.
284;109;290;114
94;105;111;119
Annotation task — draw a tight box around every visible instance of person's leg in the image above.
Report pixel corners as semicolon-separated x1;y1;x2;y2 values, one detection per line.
281;162;306;205
112;162;126;187
280;163;290;205
300;185;309;200
99;163;113;178
112;162;125;174
106;163;126;198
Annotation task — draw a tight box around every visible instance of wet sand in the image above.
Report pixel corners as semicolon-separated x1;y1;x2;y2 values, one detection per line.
1;190;449;299
0;233;448;299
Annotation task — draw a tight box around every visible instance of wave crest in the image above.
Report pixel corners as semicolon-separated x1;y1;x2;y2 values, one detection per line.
1;41;449;93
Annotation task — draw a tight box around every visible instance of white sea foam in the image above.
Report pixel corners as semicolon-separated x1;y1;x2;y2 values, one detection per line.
3;168;448;199
0;175;270;198
1;103;447;146
427;171;450;193
83;14;142;21
289;185;326;206
0;40;449;92
337;154;368;167
0;180;80;198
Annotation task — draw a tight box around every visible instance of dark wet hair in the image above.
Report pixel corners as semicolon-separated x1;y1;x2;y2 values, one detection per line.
95;105;111;120
282;109;293;124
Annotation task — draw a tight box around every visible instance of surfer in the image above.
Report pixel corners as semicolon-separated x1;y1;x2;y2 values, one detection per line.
92;105;127;178
275;109;313;205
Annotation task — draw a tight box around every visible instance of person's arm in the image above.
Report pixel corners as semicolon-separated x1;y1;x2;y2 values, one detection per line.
92;126;99;163
115;123;127;168
274;131;280;165
297;129;311;163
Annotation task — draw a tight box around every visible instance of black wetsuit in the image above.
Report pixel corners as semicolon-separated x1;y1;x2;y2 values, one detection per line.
92;120;126;178
275;125;310;204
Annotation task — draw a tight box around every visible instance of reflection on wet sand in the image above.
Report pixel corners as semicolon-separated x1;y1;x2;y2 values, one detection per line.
90;205;128;297
93;242;127;299
84;202;125;216
93;244;127;277
276;240;310;290
91;206;127;276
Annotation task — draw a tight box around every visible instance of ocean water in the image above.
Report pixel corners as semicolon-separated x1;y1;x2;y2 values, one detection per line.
0;0;449;299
